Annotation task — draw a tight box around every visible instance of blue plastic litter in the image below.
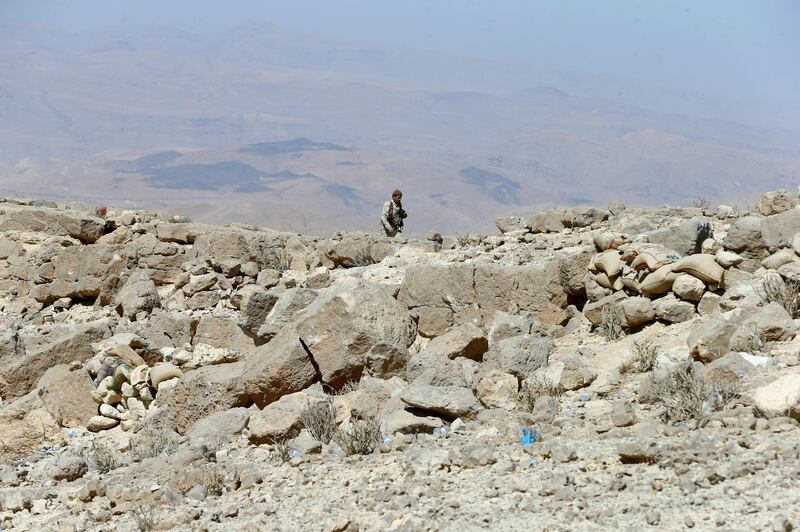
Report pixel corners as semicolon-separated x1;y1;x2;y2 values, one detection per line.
382;434;393;445
432;427;447;437
579;392;590;402
520;426;539;445
288;448;301;458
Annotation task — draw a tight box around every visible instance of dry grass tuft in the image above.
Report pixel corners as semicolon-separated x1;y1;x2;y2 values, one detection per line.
600;305;626;341
518;374;564;412
332;416;382;455
620;339;659;374
300;398;338;445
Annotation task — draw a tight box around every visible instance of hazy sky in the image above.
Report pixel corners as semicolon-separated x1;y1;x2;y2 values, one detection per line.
4;0;799;124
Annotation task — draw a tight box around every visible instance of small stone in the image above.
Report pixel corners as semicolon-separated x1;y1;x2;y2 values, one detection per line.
645;510;661;526
52;455;88;481
611;400;637;427
87;415;119;432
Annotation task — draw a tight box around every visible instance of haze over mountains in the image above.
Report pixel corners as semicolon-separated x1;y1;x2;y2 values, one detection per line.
1;21;799;234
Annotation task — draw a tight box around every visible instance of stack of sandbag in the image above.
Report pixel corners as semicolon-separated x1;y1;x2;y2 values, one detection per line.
86;342;183;432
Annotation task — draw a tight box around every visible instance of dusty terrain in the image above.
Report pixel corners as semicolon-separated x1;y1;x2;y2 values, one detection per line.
1;190;800;531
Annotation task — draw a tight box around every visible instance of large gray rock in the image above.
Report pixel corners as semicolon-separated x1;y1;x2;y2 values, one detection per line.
0;204;106;243
236;285;279;336
0;320;111;400
728;303;796;350
687;309;753;363
155;223;213;244
654;294;696;323
242;330;319;408
247;392;317;444
761;208;800;252
323;233;396;268
381;410;443;435
30;245;128;304
256;288;318;341
187;407;250;449
36;365;96;428
582;292;628;326
152;361;248;434
114;271;160;319
723;216;766;258
755;189;799;216
538;354;597;391
399;262;568;329
672;274;706;302
751;373;800;419
400;384;483;419
527;208;566;233
618;297;655;328
295;278;416;388
482;335;552;379
420;323;488;361
646;217;712;256
495;216;525;234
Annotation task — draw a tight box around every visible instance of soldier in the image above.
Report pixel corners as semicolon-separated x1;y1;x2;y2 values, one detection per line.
380;189;407;237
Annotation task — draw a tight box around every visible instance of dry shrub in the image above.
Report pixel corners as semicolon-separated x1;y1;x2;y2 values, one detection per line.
300;398;337;444
88;441;125;473
756;275;800;318
131;504;156;531
349;249;375;267
202;465;226;497
131;428;181;461
600;305;626;341
518;374;564;412
271;437;292;463
620;339;659;374
265;247;291;272
456;233;470;247
332;416;382;455
652;363;741;422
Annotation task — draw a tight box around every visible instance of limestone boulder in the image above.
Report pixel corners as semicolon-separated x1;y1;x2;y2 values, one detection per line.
618;297;655;328
582;292;628;326
728;303;796;351
192;315;255;356
672;274;706;302
687;309;753;363
36;365;96;428
538;354;597;391
187;407;250;449
0;392;64;461
256;288;318;341
31;245;127;304
248;392;318;444
0;204;106;243
475;370;519;409
527;208;567;233
400;384;483;419
755;189;799;216
761;208;800;252
153;361;248;434
323;234;396;268
482;335;551;379
155;222;212;244
1;320;111;400
751;373;800;419
295;278;416;388
381;410;443;435
114;271;160;319
722;216;766;258
236;285;279;335
646;217;712;256
192;227;286;270
654;294;696;323
242;330;319;408
495;216;525;234
420;323;488;361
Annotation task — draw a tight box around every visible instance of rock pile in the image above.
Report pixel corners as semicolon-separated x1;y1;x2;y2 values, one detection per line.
1;191;800;530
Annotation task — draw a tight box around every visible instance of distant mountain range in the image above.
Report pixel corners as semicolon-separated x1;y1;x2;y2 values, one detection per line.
1;22;798;234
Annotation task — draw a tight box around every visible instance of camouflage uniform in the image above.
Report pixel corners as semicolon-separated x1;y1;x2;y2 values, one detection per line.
381;200;404;237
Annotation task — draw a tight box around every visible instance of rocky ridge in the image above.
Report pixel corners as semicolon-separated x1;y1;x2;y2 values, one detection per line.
1;192;800;530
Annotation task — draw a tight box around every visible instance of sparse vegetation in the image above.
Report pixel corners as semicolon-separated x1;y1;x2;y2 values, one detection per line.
131;428;181;461
349;248;376;267
271;437;293;463
730;323;766;354
652;362;741;422
300;398;338;444
693;197;711;210
131;504;156;531
456;233;470;248
600;305;626;341
265;246;291;272
756;275;800;318
332;416;382;455
620;339;659;374
518;374;564;412
88;441;126;473
557;258;572;291
201;465;226;497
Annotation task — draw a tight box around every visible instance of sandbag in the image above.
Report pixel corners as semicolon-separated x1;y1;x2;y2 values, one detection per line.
612;275;624;291
629;244;681;272
149;363;184;388
594;272;614;289
594;250;624;277
672;254;724;284
593;232;630;252
761;249;798;270
640;264;678;296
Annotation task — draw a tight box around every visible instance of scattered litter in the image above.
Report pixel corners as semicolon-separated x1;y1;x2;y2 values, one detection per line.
520;426;539;445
